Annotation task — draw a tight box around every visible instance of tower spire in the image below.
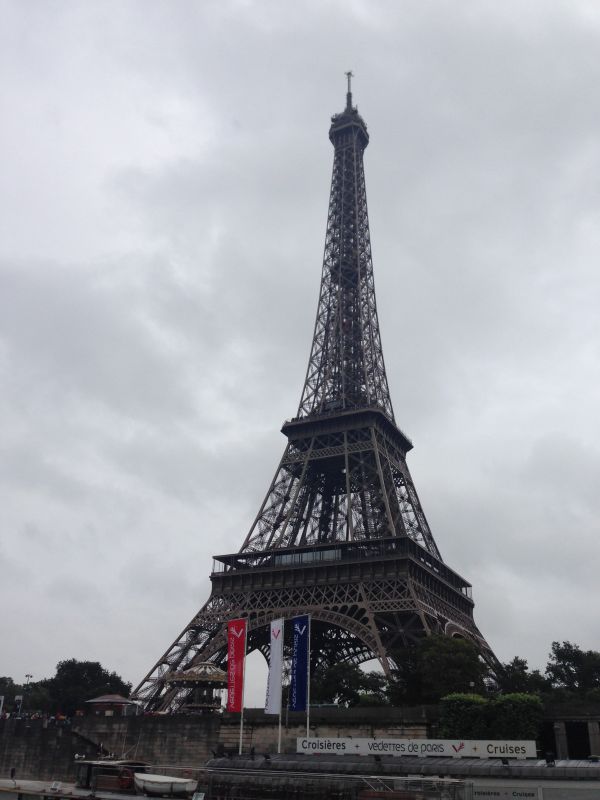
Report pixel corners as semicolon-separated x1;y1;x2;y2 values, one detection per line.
345;69;354;111
299;73;391;420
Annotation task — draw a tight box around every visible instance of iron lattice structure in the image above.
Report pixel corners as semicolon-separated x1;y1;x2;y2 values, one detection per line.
132;85;496;711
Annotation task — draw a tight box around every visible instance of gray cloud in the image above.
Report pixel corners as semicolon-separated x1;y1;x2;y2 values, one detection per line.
1;0;599;701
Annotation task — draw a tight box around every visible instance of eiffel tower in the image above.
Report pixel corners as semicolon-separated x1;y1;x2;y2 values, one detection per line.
133;77;496;711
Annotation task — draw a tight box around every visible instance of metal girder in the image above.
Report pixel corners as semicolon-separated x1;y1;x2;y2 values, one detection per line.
132;564;490;711
298;106;392;420
239;419;440;557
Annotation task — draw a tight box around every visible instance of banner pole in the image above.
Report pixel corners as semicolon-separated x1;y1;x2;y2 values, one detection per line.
277;622;283;754
239;621;248;755
306;615;311;740
277;707;282;754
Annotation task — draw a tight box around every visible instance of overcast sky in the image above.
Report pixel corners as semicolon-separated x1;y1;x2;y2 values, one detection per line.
1;0;599;706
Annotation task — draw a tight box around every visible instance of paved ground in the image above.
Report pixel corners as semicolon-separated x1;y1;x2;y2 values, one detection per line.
0;779;127;800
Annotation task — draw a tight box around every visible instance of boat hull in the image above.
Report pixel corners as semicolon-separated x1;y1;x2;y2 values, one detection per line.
134;773;196;797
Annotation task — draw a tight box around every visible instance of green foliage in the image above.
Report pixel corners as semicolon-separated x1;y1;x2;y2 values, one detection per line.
47;659;131;716
420;637;488;701
386;646;421;706
357;671;387;705
0;677;18;711
1;660;131;716
546;641;600;692
389;636;488;705
356;692;387;707
498;657;549;694
24;682;52;713
488;693;543;740
439;693;489;738
440;692;543;740
311;663;386;707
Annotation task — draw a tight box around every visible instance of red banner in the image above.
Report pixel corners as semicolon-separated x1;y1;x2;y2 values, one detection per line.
226;618;247;712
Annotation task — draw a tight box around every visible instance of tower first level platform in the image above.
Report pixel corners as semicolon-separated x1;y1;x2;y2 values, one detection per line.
210;534;489;668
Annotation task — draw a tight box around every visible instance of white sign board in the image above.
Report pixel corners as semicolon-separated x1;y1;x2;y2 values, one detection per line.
297;737;537;759
473;789;540;799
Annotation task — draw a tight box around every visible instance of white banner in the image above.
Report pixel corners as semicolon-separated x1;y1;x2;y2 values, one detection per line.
265;617;284;715
297;737;537;759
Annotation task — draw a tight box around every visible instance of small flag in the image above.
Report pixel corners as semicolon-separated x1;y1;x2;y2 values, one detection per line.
226;618;247;712
265;618;284;715
289;614;310;712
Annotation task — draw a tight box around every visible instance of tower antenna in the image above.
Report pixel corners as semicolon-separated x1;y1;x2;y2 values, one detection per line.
345;70;354;110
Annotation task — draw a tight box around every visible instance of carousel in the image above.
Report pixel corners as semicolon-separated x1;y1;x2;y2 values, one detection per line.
165;662;227;713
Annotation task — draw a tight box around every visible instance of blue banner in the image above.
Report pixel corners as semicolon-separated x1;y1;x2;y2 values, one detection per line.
289;614;310;712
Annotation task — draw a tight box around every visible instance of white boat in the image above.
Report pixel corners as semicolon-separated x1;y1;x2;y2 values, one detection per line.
134;772;197;797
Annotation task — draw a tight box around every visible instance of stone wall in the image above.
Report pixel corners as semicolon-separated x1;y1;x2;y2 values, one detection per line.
3;703;596;782
0;707;433;782
219;707;430;755
73;714;221;771
0;718;99;782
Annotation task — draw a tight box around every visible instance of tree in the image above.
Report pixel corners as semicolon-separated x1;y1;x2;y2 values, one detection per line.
498;657;549;694
0;677;18;711
489;693;543;739
419;636;488;701
0;676;51;714
356;671;387;706
439;692;543;740
311;663;386;707
439;693;489;738
389;636;488;704
386;645;423;705
546;641;600;693
46;659;131;716
25;682;52;713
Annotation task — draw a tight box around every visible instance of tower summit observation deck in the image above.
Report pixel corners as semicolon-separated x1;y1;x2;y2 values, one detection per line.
132;78;496;712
